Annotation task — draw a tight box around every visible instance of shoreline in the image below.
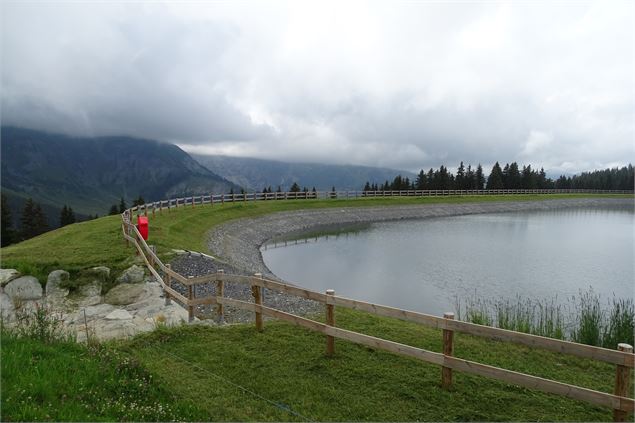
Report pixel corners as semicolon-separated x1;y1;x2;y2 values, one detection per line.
206;197;634;280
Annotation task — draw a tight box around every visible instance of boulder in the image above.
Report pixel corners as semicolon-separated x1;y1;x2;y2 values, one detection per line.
1;293;14;320
104;283;145;305
4;276;42;301
46;270;70;298
0;269;21;287
105;309;133;320
116;265;145;284
77;280;102;307
88;266;110;282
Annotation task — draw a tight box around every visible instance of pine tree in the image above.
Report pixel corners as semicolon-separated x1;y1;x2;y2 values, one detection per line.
60;205;76;227
118;197;127;213
109;204;119;215
1;194;15;247
486;162;504;189
132;195;145;207
456;162;466;189
276;185;283;193
476;164;485;190
21;198;48;240
363;181;371;191
290;182;301;192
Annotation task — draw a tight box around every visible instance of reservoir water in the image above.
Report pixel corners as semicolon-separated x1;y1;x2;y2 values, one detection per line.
261;207;634;316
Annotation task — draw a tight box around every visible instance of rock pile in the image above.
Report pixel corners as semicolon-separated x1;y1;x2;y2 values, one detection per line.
0;265;189;342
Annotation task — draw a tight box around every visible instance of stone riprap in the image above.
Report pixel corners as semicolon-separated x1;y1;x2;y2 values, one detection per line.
1;267;189;342
207;197;634;279
169;254;322;323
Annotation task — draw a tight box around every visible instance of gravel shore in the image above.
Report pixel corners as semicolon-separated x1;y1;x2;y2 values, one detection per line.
171;197;632;323
206;197;633;278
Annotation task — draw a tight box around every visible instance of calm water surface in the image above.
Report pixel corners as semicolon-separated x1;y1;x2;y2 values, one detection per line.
261;207;634;316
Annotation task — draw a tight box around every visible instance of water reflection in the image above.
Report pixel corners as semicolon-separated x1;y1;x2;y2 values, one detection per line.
261;207;634;316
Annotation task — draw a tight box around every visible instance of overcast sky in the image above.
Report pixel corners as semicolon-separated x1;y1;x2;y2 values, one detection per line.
2;1;634;173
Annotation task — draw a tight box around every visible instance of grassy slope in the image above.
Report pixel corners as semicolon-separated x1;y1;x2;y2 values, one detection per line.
125;308;625;421
2;193;633;421
2;308;623;421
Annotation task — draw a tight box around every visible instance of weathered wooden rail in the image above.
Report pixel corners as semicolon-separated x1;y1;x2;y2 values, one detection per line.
120;193;634;421
126;188;633;217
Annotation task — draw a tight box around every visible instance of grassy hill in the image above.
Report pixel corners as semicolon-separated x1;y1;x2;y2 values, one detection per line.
2;193;632;421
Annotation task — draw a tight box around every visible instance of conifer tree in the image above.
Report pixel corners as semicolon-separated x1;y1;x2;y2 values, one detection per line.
1;194;14;247
60;205;76;227
21;199;48;240
486;162;504;189
109;204;119;215
476;164;485;190
290;182;301;192
118;197;127;213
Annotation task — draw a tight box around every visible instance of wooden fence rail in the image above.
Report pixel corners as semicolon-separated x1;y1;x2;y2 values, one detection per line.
128;188;633;216
120;195;634;420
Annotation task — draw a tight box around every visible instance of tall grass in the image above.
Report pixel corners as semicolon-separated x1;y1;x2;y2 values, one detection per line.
456;289;633;347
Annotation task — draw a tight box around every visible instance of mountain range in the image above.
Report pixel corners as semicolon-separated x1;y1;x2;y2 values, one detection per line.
1;127;413;231
1;127;238;220
192;154;414;192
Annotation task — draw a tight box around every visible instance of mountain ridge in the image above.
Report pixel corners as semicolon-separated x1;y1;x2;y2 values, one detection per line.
1;127;239;218
192;154;416;192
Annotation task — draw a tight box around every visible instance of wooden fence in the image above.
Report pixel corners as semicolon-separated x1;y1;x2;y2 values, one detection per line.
120;194;634;421
126;188;633;216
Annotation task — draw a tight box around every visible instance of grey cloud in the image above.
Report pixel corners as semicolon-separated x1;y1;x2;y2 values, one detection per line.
2;2;633;174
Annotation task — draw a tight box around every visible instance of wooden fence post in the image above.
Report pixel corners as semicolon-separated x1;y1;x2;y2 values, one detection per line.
164;264;172;306
613;343;633;422
188;276;194;322
216;269;224;324
252;273;264;331
442;312;455;389
326;289;336;356
149;245;156;268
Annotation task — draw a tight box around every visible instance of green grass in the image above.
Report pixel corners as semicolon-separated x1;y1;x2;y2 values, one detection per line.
121;309;632;421
0;330;204;421
3;308;631;421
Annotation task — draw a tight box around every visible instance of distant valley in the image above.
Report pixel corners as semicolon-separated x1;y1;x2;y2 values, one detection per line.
192;154;415;192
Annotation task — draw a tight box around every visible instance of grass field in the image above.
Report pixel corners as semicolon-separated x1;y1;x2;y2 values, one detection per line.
2;307;627;421
1;193;632;421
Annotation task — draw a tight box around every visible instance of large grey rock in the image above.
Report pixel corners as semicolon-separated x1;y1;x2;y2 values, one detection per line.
1;293;14;320
4;276;43;301
76;281;102;307
116;265;145;284
46;270;70;297
88;266;110;282
105;309;133;320
0;269;21;287
104;283;145;305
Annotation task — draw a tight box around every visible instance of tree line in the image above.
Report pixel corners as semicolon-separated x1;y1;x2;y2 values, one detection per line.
1;195;83;247
364;162;634;192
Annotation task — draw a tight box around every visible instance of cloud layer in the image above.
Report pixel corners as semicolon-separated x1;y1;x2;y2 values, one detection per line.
2;1;633;173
